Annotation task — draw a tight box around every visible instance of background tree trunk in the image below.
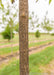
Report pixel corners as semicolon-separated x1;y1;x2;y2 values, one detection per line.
19;0;29;75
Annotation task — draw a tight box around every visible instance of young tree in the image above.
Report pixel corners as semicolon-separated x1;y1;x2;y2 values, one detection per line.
0;0;18;33
2;24;14;41
41;12;53;34
29;12;39;30
35;30;40;38
19;0;29;75
0;0;18;53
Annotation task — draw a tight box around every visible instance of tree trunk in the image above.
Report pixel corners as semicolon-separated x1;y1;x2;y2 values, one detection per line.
19;0;29;75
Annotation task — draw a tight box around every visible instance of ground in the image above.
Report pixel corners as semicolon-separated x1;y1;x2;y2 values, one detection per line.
40;60;54;74
0;33;54;75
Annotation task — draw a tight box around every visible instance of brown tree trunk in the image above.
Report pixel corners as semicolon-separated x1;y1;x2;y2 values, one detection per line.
19;0;29;75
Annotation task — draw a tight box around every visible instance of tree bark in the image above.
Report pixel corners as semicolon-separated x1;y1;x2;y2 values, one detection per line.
19;0;29;75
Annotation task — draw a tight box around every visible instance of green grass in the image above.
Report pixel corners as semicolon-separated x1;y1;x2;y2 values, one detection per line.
0;46;54;75
29;39;54;47
0;34;19;46
0;39;54;55
0;34;54;46
0;46;19;55
0;42;18;46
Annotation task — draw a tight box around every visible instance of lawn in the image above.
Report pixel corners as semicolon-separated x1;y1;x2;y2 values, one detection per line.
0;46;54;75
0;39;54;55
0;34;54;46
0;46;19;55
0;33;54;56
